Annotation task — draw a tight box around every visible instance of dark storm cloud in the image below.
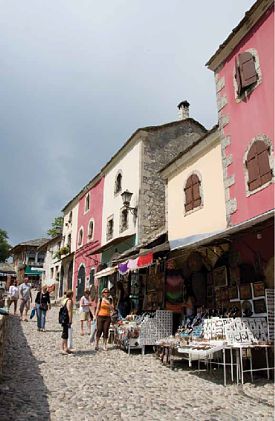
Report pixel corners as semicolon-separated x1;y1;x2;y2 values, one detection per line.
0;0;255;245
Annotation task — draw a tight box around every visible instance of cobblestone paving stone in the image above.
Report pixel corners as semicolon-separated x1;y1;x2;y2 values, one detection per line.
0;307;274;421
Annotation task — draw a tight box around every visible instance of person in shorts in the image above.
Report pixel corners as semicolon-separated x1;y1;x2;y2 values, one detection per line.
79;289;92;336
8;280;19;315
19;277;32;321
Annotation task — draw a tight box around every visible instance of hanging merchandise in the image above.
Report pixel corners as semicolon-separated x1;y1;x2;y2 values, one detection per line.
128;258;139;271
118;261;129;275
137;253;153;268
165;270;184;313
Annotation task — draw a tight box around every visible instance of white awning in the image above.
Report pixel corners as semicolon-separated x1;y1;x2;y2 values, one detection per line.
95;266;117;279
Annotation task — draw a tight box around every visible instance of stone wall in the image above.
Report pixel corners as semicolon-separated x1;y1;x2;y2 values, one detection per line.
0;315;8;376
138;120;206;243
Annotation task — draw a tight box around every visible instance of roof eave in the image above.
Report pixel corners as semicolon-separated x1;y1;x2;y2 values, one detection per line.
206;0;273;71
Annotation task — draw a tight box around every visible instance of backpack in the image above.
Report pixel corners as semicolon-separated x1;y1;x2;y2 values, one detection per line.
59;300;69;325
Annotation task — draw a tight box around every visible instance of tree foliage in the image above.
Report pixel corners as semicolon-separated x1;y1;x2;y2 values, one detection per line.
47;216;64;238
0;229;11;262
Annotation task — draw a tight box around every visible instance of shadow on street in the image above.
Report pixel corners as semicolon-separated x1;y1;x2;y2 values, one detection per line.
0;316;50;420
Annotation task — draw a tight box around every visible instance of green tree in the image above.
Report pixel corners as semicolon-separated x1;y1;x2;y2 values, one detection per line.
0;229;11;262
47;216;64;238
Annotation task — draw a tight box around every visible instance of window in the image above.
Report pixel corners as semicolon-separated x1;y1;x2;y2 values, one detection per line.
85;194;90;212
88;220;94;240
120;208;128;233
67;234;71;250
246;140;272;192
68;211;72;223
184;174;202;212
78;228;84;246
106;217;114;241
114;172;122;194
235;51;258;96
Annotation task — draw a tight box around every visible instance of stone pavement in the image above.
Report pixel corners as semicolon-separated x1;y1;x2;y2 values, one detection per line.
0;307;274;421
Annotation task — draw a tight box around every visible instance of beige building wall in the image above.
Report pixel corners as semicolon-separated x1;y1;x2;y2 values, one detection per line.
168;142;227;240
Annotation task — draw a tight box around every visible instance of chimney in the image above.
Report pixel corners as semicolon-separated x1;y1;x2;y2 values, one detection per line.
177;100;190;120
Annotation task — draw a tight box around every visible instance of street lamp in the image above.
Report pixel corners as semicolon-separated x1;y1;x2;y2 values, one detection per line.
121;190;137;216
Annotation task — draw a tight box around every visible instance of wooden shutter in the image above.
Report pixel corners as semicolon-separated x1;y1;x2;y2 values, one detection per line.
184;182;193;212
184;174;201;211
235;56;242;95
192;175;201;208
247;141;272;191
239;52;257;89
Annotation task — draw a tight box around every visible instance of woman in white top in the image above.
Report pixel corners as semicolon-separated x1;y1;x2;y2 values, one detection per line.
79;289;92;336
8;280;19;315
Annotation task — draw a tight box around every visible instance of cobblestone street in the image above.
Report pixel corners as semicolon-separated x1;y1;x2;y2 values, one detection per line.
0;308;274;421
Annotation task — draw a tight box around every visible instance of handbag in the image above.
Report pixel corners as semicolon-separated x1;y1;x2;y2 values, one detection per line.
39;293;48;311
89;320;97;343
30;307;36;319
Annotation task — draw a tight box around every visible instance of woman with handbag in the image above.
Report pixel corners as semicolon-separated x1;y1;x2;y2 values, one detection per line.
35;285;51;332
95;288;114;351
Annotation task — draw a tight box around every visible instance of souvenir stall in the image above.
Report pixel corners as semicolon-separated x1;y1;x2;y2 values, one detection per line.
114;248;172;354
155;218;274;384
155;315;273;385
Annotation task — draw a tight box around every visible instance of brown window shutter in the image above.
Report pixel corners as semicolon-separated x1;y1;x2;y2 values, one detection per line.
193;178;201;208
258;150;272;185
185;184;193;211
239;52;257;89
247;157;261;191
235;56;242;95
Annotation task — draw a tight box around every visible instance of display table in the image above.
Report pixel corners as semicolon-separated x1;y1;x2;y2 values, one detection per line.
115;310;173;355
155;316;274;385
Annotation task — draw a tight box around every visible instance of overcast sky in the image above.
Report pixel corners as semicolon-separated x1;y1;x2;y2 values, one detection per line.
0;0;254;246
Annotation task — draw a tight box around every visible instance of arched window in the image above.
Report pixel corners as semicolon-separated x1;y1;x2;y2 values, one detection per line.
78;228;84;246
246;140;272;191
114;172;122;194
88;220;94;240
85;194;90;212
184;174;202;212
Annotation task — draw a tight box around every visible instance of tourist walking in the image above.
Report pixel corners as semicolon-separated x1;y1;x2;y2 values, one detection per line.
19;277;32;321
79;289;92;336
95;288;113;351
35;285;51;331
8;280;19;315
61;290;74;354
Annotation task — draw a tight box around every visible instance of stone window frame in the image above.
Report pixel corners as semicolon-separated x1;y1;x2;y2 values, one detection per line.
243;134;274;197
119;206;129;233
84;193;90;214
114;170;123;196
78;226;84;247
183;170;204;217
87;218;95;242
233;48;262;103
106;215;114;241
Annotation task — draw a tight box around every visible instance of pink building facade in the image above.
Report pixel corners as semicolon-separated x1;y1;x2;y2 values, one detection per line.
207;0;274;226
73;176;104;300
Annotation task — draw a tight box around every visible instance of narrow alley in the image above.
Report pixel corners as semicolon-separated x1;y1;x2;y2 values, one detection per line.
0;308;273;421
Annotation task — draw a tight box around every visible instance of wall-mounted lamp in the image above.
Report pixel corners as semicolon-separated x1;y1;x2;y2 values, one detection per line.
121;189;137;216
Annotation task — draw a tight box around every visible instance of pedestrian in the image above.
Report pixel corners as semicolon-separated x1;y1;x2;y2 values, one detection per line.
35;285;51;331
95;288;113;351
8;280;19;315
19;277;32;321
61;290;74;354
79;289;92;336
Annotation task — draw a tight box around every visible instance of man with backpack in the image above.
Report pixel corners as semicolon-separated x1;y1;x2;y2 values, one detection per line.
59;290;74;354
